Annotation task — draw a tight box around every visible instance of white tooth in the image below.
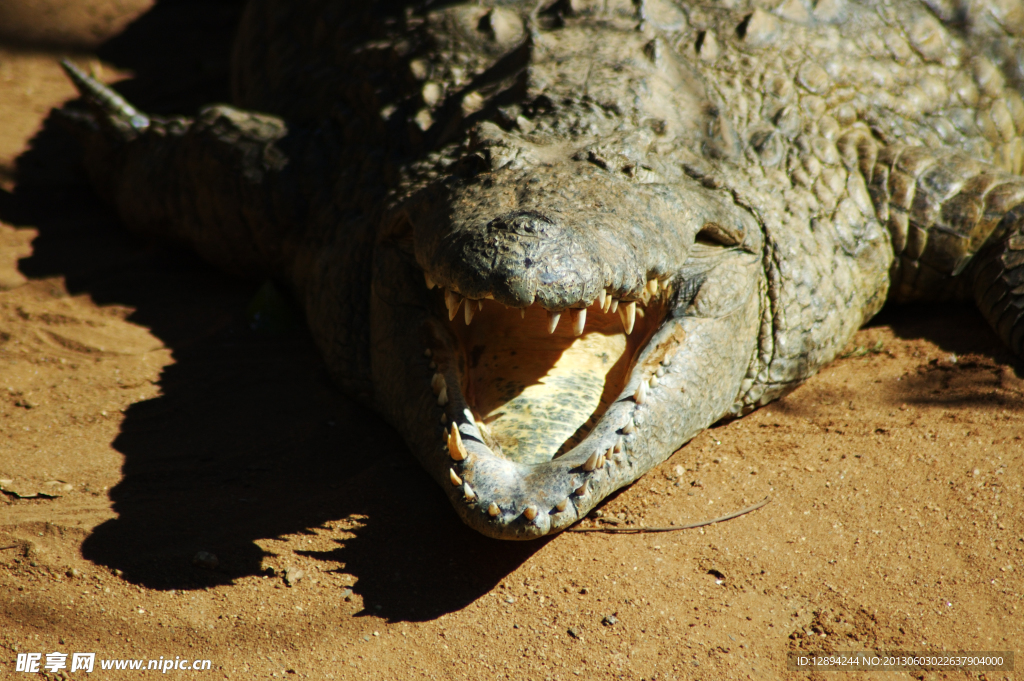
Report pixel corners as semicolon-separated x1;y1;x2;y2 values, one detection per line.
547;311;561;334
619;301;636;334
647;278;659;295
606;446;615;460
555;498;569;512
431;372;445;394
614;436;623;453
425;272;436;289
582;451;599;472
523;505;538;521
478;300;484;310
655;365;665;377
596;453;606;468
448;424;468;461
437;385;448;405
449;468;463;486
572;308;586;336
465;299;476;325
424;348;432;357
602;291;613;313
574;482;588;497
488;502;500;517
610;299;619;314
520;308;526;319
464;482;477;502
649;375;659;388
622;417;635;434
634;378;648;405
446;289;463;321
597;289;607;310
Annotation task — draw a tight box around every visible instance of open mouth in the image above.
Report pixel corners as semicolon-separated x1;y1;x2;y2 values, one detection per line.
415;268;686;531
427;279;671;465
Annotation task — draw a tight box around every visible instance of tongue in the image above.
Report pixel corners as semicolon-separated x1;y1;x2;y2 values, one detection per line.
462;304;630;465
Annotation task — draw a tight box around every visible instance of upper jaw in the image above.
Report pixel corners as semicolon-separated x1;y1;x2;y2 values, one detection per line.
411;163;697;312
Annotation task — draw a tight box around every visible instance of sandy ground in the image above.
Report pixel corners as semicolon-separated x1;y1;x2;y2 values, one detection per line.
0;2;1022;679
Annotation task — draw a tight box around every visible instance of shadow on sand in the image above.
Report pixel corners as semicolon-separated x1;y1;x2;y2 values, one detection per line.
0;0;542;624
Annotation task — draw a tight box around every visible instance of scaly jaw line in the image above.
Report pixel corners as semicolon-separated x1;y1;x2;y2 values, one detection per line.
420;270;679;532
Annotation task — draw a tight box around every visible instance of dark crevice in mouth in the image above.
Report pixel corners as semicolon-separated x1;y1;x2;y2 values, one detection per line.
422;272;673;466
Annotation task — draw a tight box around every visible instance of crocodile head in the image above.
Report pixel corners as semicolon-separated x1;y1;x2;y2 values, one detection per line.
371;123;766;539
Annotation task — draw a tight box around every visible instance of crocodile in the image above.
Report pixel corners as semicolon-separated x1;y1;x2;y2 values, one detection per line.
57;0;1024;540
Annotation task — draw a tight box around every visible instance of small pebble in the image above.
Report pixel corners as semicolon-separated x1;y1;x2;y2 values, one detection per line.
283;566;304;586
602;614;619;626
340;588;353;601
66;568;81;579
192;551;219;570
567;627;582;639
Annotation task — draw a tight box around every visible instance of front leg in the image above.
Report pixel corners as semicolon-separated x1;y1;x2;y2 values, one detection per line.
60;61;376;397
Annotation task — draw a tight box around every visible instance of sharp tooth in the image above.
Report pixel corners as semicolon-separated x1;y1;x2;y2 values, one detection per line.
488;502;500;517
449;468;463;486
614;436;623;452
523;505;538;521
606;446;615;459
602;291;613;313
597;289;607;310
634;378;648;404
465;299;476;325
610;299;619;314
547;311;561;334
446;289;464;320
448;424;468;461
647;278;659;295
428;361;437;370
424;348;432;357
582;451;599;472
464;482;476;502
437;385;448;405
574;481;588;497
596;453;606;468
440;412;447;424
425;272;436;289
622;417;635;434
571;308;586;336
555;498;569;512
649;375;659;388
478;300;484;310
520;308;526;319
619;301;636;334
431;372;445;394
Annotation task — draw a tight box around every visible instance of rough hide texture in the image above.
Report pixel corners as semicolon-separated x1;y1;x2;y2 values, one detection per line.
61;0;1024;539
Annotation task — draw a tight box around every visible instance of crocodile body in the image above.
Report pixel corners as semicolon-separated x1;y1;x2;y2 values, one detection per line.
60;0;1024;539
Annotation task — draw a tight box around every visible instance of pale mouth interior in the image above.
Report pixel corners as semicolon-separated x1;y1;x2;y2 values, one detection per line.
441;294;664;465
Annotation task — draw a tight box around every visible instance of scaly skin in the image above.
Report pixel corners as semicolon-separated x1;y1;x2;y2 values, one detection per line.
58;0;1024;539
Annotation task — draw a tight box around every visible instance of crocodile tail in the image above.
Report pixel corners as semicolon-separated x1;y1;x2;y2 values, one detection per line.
971;226;1024;356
